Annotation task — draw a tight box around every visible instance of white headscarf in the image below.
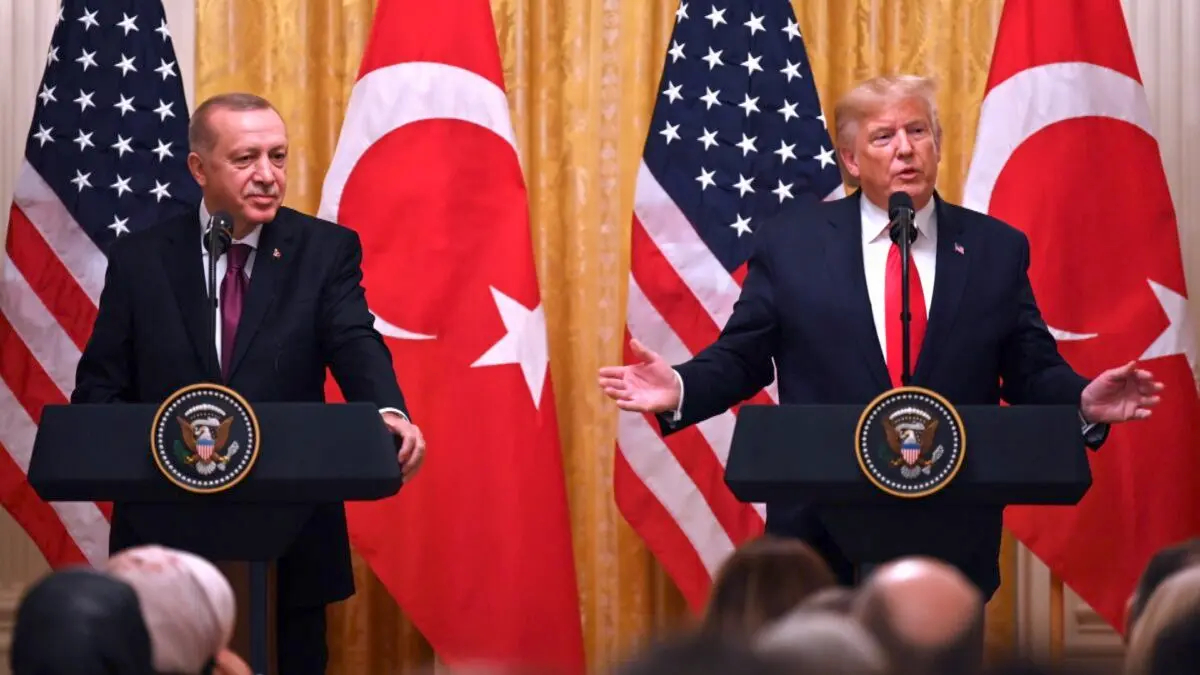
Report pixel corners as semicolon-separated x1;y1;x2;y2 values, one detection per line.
105;545;236;674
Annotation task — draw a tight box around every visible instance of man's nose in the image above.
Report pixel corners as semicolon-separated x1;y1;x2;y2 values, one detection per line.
252;156;275;183
895;130;914;156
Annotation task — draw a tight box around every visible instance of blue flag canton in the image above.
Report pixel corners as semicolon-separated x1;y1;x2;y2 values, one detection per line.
24;0;201;254
642;1;842;272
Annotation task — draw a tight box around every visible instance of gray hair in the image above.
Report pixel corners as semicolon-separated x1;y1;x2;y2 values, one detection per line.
188;92;279;154
756;610;889;675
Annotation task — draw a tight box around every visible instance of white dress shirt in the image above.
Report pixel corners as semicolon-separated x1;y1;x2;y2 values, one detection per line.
198;203;407;422
668;195;936;420
860;193;936;357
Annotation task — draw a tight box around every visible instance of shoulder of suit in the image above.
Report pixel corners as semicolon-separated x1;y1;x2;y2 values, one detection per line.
939;199;1029;249
111;207;192;256
274;206;359;244
751;194;844;242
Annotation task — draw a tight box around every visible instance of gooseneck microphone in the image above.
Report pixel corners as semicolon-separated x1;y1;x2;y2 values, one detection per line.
204;211;233;377
888;191;915;387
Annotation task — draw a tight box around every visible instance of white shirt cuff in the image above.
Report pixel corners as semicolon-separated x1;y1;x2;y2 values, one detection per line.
670;369;684;423
380;407;409;422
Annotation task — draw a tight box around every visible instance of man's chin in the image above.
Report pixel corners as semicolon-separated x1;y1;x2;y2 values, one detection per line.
242;203;279;224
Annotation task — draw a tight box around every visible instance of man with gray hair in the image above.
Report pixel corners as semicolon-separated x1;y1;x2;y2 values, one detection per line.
598;73;1164;600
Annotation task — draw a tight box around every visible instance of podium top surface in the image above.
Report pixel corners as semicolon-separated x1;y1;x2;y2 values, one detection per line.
29;400;402;504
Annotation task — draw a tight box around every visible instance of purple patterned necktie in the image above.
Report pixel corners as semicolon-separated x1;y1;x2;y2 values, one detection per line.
220;243;253;380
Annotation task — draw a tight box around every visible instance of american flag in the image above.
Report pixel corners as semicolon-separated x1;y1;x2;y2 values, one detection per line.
614;0;842;609
1;0;198;568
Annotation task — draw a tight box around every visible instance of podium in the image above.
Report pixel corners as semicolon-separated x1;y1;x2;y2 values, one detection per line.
724;398;1092;572
27;396;401;675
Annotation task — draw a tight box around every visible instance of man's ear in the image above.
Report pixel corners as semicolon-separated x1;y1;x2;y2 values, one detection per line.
187;152;206;188
838;145;860;181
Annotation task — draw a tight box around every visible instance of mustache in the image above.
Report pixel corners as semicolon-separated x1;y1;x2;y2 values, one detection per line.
244;188;279;198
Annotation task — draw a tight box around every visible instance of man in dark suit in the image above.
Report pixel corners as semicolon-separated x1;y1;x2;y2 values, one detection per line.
598;74;1164;602
71;92;424;674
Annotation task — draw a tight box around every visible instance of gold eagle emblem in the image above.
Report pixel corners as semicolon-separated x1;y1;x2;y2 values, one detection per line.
176;415;235;464
883;417;939;468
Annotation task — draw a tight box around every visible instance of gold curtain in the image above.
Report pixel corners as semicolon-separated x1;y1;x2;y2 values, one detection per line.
194;0;1008;672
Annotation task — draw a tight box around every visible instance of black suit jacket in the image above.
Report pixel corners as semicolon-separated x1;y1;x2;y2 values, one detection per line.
663;191;1105;599
71;206;406;608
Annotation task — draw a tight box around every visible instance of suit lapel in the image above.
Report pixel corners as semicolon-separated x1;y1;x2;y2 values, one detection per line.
914;195;968;381
227;215;294;380
824;191;891;390
163;213;221;379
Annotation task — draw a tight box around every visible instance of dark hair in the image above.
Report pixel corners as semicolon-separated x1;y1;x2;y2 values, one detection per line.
1128;538;1200;633
700;535;836;641
614;632;793;675
1147;605;1200;675
188;92;277;153
11;568;155;674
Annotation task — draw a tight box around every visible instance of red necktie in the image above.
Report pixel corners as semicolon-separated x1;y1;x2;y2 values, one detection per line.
885;240;926;388
220;243;252;381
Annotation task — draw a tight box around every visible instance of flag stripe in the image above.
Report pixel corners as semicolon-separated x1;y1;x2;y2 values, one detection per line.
0;314;67;427
0;376;109;566
12;162;107;305
634;162;741;329
7;205;97;350
1;255;85;397
0;441;87;566
624;276;767;523
615;409;736;576
620;336;761;542
613;449;714;611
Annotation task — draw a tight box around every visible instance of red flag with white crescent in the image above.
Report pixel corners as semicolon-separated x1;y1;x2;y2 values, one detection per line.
964;0;1200;633
317;1;584;669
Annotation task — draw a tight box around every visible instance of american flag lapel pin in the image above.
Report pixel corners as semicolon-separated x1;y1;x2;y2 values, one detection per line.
954;242;965;255
272;248;281;259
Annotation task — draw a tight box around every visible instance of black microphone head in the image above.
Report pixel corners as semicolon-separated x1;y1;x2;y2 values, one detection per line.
203;211;234;256
887;192;918;245
888;191;914;219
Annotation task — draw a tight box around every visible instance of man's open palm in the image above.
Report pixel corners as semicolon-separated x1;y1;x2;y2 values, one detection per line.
597;339;681;413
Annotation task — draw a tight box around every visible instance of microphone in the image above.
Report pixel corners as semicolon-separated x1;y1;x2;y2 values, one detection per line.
887;191;915;387
204;211;233;379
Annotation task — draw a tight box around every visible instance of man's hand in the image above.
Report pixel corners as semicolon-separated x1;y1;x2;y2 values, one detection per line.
382;411;424;479
597;338;682;413
1081;360;1165;424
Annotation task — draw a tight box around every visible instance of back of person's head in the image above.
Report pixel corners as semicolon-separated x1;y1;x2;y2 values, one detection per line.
1126;566;1200;675
798;586;856;614
756;609;888;675
105;545;237;674
1126;538;1200;635
11;567;155;675
853;557;984;675
1146;605;1200;675
614;631;793;675
701;535;836;640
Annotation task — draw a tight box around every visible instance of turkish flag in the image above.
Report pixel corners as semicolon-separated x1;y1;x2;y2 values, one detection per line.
317;1;585;670
964;0;1200;633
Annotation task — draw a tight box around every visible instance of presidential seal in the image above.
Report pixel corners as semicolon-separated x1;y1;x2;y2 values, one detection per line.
854;386;965;498
149;383;260;494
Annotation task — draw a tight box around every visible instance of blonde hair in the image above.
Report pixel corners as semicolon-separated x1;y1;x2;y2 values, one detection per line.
833;74;941;152
1125;565;1200;675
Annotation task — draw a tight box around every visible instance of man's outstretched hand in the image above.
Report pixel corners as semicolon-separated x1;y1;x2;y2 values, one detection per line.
1081;360;1165;424
597;339;682;414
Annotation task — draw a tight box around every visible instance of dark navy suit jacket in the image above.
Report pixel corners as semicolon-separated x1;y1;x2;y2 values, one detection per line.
662;190;1106;599
71;206;406;608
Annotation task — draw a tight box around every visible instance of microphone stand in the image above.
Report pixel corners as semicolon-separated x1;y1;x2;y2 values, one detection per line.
206;217;221;381
900;212;913;387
